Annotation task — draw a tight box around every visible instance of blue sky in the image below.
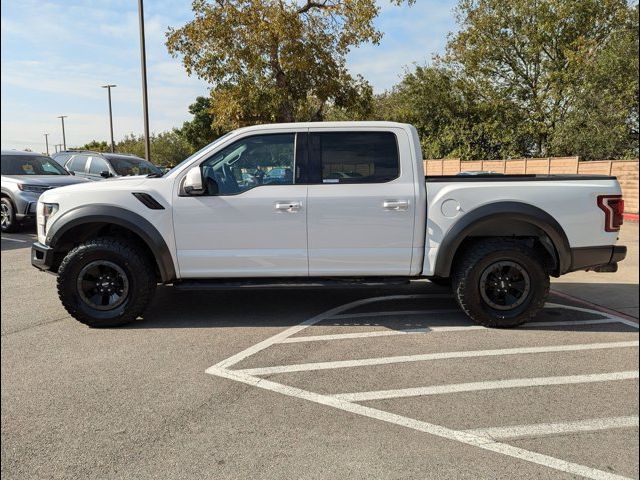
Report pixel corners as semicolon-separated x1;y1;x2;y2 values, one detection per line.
1;0;458;152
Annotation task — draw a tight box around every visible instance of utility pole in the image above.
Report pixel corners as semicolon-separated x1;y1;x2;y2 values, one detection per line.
57;116;68;150
138;0;151;162
44;133;50;156
101;84;117;152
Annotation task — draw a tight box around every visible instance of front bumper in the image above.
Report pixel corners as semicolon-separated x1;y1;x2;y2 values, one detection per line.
568;245;627;273
15;201;37;221
31;242;55;273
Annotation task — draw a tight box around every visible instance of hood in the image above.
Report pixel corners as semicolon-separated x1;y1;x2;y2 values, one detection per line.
40;175;150;196
2;175;90;188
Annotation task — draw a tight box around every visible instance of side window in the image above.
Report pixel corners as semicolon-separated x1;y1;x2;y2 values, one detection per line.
200;133;295;195
313;132;399;184
67;155;88;173
53;153;72;166
88;156;109;175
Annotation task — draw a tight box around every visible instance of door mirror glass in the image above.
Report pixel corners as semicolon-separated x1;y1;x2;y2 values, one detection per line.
183;166;205;195
100;171;111;178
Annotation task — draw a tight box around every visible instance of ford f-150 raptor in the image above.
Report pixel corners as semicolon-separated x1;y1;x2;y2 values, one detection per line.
31;122;627;328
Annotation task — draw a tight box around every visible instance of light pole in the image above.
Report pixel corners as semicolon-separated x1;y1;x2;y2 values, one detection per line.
57;116;68;150
101;84;117;152
44;133;50;156
138;0;151;162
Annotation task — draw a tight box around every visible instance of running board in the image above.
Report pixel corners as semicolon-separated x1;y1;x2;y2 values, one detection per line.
173;277;411;291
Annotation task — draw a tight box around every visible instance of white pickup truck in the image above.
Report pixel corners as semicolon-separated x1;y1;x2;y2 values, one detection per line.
31;122;627;328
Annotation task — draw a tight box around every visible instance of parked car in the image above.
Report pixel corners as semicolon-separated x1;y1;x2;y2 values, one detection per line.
31;122;626;328
1;151;89;232
52;151;162;180
263;167;293;184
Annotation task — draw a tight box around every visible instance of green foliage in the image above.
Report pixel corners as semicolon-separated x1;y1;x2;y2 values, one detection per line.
75;140;110;152
180;96;226;151
166;0;410;129
376;0;638;160
549;4;639;159
441;0;638;159
371;67;525;159
115;130;193;168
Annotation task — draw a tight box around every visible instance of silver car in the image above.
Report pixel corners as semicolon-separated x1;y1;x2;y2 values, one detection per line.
1;150;89;232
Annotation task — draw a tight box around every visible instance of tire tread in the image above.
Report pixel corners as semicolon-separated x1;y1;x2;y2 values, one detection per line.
57;237;156;327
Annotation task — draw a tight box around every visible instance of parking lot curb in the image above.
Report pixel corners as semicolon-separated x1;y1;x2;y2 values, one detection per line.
551;289;639;325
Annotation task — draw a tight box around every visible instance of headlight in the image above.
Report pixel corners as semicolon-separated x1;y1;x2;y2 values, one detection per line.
37;202;59;244
18;184;50;193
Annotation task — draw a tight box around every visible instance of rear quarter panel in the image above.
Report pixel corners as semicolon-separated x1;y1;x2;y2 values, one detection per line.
423;178;622;276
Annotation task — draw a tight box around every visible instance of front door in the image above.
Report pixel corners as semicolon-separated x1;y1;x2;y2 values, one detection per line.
173;131;308;278
306;129;416;276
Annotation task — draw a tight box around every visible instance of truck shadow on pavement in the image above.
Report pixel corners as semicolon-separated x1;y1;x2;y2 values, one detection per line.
127;283;638;332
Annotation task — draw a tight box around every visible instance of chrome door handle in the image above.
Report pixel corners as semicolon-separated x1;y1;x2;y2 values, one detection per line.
275;201;302;212
383;200;409;211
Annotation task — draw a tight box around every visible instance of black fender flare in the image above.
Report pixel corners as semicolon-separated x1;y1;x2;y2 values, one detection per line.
433;201;571;277
47;205;176;282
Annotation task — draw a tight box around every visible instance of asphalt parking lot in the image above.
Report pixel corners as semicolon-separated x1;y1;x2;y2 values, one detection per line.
2;227;638;479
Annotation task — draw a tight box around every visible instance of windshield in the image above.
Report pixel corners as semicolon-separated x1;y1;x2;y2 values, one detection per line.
108;157;162;176
1;154;69;176
161;132;234;177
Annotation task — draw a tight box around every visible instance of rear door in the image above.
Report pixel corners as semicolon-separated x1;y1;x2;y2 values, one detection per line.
306;128;416;276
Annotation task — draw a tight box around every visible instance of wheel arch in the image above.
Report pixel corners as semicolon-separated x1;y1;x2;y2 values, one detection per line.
433;201;571;278
46;205;176;283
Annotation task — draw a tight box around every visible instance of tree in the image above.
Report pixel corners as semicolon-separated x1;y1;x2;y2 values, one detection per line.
166;0;410;130
180;96;225;151
372;66;526;159
115;131;192;167
550;4;639;159
151;130;193;167
444;0;637;158
76;140;110;152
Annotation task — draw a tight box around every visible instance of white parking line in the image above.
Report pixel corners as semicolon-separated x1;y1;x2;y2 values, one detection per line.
212;294;443;370
333;371;640;402
330;308;457;320
238;341;640;376
207;297;639;480
279;318;627;344
209;366;632;480
1;236;27;243
465;416;639;440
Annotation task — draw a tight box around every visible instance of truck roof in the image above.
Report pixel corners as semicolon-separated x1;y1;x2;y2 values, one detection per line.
232;121;412;134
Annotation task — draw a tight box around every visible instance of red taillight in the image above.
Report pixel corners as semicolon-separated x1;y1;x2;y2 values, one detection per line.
597;195;624;232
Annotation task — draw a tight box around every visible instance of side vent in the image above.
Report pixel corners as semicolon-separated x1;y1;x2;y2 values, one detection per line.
132;192;165;210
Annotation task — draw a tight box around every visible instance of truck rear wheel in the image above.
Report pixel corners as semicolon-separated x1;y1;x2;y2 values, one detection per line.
57;238;157;327
452;239;549;328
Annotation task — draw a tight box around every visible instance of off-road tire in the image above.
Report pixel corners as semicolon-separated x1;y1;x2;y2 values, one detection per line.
1;197;19;233
452;239;549;328
57;237;156;327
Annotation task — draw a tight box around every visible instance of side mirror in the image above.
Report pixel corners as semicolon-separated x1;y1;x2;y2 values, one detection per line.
183;166;205;195
68;170;75;175
100;171;112;178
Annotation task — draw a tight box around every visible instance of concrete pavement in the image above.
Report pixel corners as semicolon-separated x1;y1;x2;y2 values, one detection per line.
552;222;639;318
2;227;638;480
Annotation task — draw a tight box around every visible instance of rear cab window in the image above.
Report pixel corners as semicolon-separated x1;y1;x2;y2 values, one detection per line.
310;131;400;184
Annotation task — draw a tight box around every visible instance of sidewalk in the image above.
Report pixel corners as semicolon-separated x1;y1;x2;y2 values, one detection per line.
551;222;639;318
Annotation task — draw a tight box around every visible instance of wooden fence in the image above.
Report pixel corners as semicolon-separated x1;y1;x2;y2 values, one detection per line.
424;157;639;214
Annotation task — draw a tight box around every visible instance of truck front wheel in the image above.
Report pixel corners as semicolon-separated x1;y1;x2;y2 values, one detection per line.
452;239;549;328
57;238;157;327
